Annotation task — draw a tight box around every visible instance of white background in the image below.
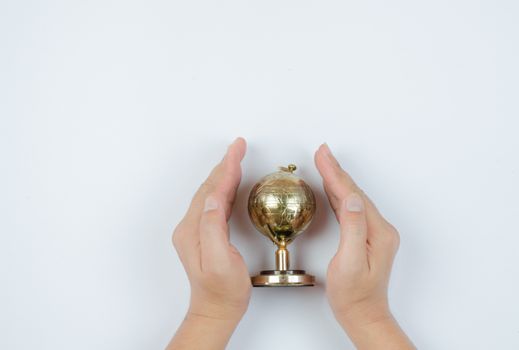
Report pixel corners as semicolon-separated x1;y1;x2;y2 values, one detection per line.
1;0;517;349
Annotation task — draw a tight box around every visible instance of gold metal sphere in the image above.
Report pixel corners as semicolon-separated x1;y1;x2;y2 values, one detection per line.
247;164;316;247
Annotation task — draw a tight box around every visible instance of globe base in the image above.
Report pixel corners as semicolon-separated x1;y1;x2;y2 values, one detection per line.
251;270;315;287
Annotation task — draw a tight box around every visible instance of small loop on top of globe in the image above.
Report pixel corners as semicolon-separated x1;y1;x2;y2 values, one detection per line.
278;164;297;173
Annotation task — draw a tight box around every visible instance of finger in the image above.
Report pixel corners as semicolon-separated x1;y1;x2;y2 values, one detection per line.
336;192;369;270
314;143;389;231
199;195;233;272
314;143;398;270
182;137;246;228
172;137;246;269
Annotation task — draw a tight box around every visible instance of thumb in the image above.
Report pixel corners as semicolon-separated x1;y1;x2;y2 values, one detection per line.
337;192;369;270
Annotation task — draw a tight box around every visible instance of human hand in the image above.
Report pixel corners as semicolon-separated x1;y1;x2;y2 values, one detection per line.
168;137;251;350
314;143;415;349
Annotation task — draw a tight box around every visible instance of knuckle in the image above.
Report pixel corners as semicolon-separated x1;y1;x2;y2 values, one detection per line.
172;222;186;248
201;221;218;235
384;225;400;249
199;178;216;194
344;222;363;236
171;232;180;249
337;171;358;190
201;210;222;227
341;214;365;233
327;256;341;274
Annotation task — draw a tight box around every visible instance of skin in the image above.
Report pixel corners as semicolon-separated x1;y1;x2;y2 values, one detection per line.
167;137;415;350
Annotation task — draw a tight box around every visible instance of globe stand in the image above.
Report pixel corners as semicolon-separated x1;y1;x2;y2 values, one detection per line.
251;244;315;287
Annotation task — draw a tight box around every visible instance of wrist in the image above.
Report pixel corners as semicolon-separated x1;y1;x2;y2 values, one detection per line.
168;311;241;350
334;297;391;331
184;310;242;331
341;315;415;350
334;302;415;350
188;298;247;324
340;312;396;338
185;308;244;327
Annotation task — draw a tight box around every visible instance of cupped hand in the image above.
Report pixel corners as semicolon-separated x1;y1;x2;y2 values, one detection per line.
315;143;414;349
172;137;251;323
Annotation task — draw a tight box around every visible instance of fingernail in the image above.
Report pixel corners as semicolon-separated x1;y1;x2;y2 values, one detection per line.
204;196;219;212
345;193;364;212
322;142;332;156
226;137;240;154
322;143;340;167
